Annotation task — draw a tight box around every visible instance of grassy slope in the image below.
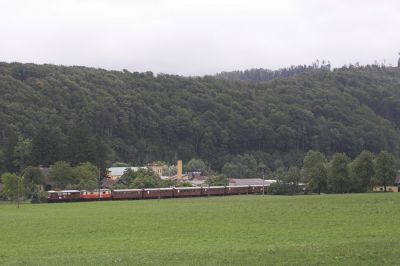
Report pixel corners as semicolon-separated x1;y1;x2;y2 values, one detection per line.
0;193;399;265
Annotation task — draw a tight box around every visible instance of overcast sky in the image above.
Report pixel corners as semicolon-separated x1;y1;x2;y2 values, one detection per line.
1;0;399;76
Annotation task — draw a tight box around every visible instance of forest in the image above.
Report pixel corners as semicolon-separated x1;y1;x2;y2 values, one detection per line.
1;62;400;177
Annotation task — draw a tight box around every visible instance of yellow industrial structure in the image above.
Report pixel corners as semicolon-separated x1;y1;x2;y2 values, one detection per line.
177;160;183;179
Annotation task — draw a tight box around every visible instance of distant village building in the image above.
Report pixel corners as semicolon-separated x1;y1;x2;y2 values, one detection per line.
188;175;207;186
229;178;276;187
373;186;399;192
187;172;202;179
107;167;146;180
372;175;400;192
147;162;166;177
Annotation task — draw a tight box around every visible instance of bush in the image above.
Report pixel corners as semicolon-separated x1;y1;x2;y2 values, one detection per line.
37;191;48;203
267;182;283;195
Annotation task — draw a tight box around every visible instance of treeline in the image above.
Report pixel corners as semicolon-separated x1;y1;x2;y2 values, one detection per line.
269;150;397;195
0;162;100;202
215;60;331;82
1;62;400;177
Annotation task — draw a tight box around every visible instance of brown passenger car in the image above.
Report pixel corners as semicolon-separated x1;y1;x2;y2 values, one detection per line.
112;189;143;200
143;188;174;199
47;190;81;202
202;186;225;196
250;185;266;194
174;187;202;197
225;186;250;195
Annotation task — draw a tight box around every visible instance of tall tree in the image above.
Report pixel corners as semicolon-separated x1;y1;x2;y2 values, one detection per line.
303;150;327;194
1;173;25;201
349;150;375;192
222;154;258;179
185;158;208;174
22;166;45;198
72;163;99;190
327;153;350;193
23;166;45;185
285;166;302;194
48;161;74;189
131;169;161;188
374;151;396;192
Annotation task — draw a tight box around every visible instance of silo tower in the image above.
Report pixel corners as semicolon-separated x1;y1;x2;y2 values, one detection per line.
398;52;400;67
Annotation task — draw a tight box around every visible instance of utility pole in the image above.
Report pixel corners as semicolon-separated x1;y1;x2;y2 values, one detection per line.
17;176;20;208
17;176;24;208
262;168;265;196
98;168;101;201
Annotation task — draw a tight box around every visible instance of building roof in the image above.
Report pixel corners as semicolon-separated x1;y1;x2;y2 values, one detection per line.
107;167;146;177
229;178;276;186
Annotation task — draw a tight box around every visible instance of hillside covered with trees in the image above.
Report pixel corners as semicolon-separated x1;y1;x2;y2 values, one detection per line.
1;62;400;176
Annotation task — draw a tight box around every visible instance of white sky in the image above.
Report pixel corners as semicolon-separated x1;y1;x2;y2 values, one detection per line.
0;0;399;75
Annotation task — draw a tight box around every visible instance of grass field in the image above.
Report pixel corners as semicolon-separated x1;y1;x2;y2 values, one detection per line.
0;193;399;265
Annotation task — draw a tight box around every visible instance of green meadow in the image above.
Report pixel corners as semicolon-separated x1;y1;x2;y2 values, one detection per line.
0;193;399;265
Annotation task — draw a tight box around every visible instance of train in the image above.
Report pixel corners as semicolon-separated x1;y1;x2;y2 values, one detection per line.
47;185;267;202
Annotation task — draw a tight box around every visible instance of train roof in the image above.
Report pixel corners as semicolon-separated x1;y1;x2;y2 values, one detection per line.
174;187;202;190
144;188;173;191
113;189;142;192
48;190;80;193
80;189;110;192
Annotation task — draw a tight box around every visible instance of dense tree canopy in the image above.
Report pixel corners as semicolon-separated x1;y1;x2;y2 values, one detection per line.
349;150;375;192
1;172;25;201
374;151;396;192
327;153;350;193
1;62;400;176
303;150;328;194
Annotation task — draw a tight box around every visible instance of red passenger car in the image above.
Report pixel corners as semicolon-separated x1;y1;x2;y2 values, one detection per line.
112;189;143;200
143;188;174;199
80;189;112;200
225;186;250;195
174;187;202;197
47;190;81;202
202;186;225;196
